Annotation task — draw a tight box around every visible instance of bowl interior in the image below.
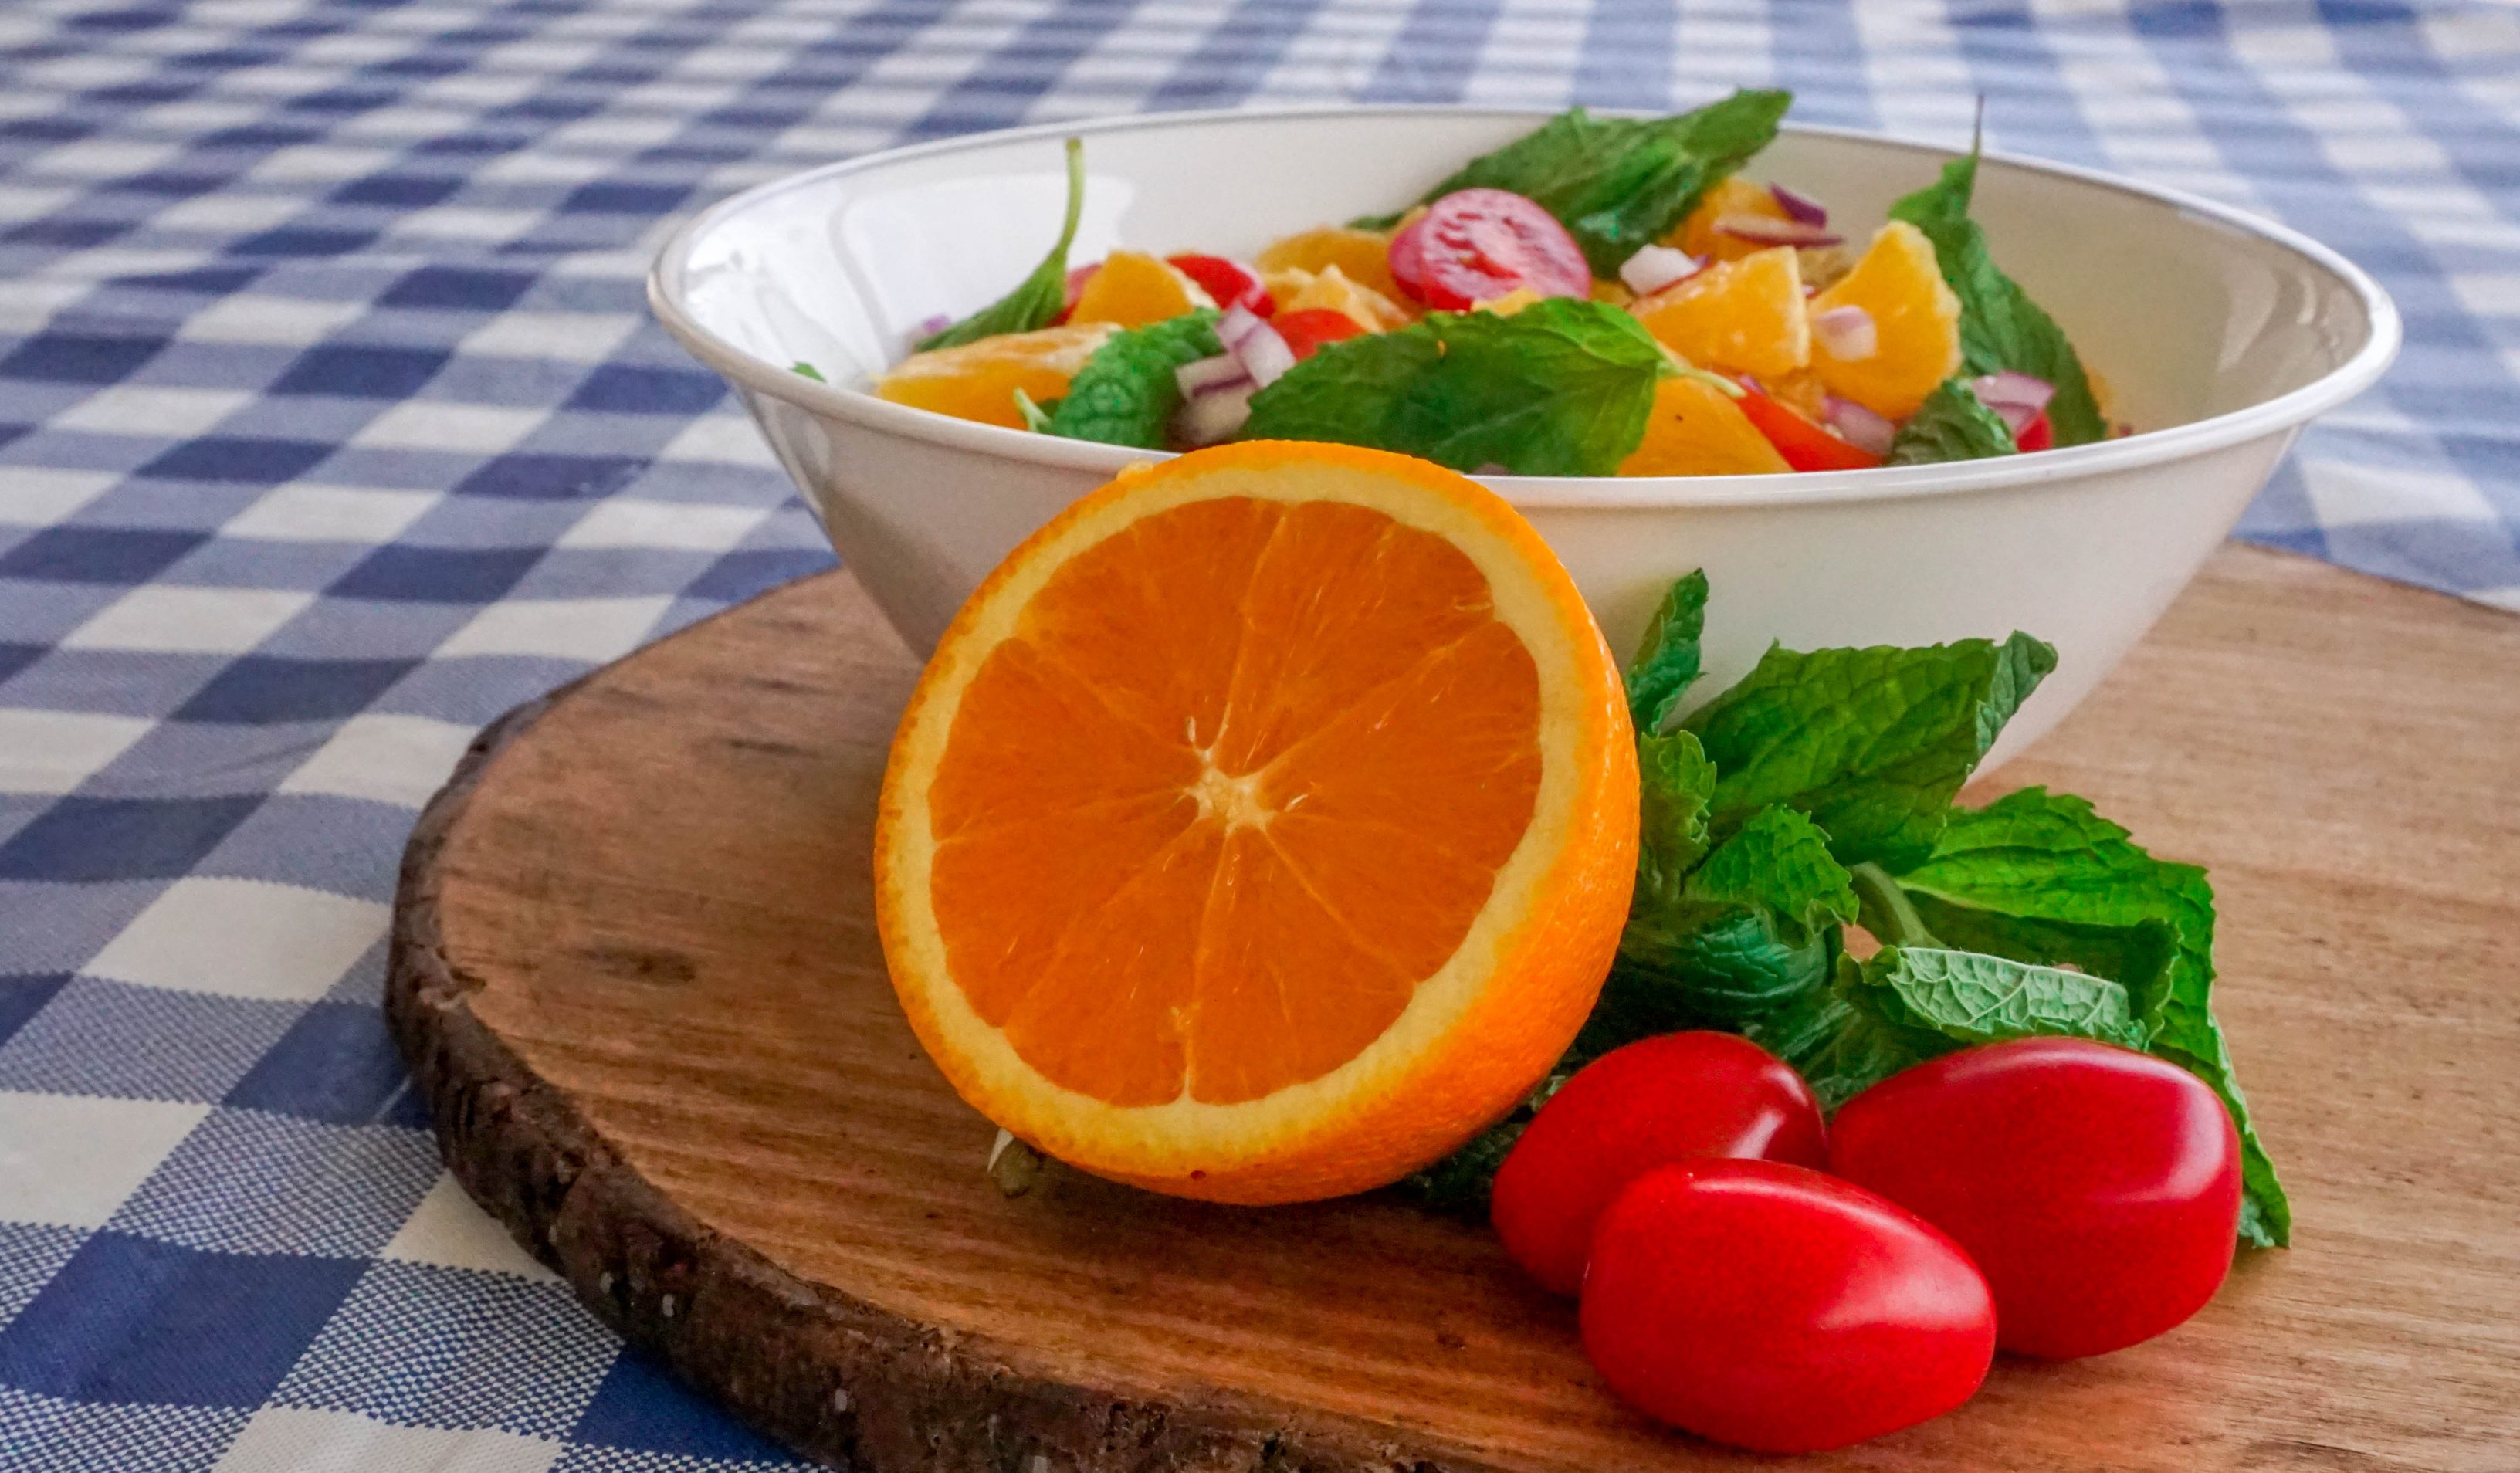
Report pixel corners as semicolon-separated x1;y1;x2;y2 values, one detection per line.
666;108;2379;448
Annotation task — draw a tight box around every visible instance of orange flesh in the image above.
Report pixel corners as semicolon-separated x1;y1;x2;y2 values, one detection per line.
926;496;1543;1108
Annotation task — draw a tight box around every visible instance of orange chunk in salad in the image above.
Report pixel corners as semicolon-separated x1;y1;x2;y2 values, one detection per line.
1629;246;1809;381
1279;263;1410;332
1257;225;1409;305
1070;250;1214;329
1672;177;1797;262
1619;375;1792;477
875;323;1114;429
1806;221;1961;421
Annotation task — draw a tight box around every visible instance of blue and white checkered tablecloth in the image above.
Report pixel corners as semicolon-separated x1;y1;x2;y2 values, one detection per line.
0;1;2514;1468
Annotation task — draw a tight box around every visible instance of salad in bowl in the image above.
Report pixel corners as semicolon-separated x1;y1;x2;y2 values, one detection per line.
837;92;2112;478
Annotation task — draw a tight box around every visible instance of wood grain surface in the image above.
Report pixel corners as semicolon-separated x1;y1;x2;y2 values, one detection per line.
387;546;2520;1473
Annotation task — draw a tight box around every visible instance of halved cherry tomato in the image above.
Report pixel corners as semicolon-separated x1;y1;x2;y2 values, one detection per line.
1272;308;1366;360
2014;408;2054;452
1491;1032;1827;1295
1387;188;1590;310
1735;384;1883;471
1830;1037;2241;1360
1387;214;1430;301
1582;1159;1996;1454
1165;253;1273;317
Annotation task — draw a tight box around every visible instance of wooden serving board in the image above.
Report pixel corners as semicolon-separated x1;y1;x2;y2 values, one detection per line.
387;547;2520;1473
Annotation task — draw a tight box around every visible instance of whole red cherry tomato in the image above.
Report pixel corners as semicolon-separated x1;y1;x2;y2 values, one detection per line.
1271;308;1366;361
1165;253;1273;317
1829;1036;2241;1360
2014;408;2054;452
1582;1159;1995;1454
1735;384;1883;471
1490;1032;1827;1295
1387;188;1590;310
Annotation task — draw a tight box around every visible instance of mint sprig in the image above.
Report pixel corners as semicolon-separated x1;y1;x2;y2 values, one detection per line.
1405;572;2286;1248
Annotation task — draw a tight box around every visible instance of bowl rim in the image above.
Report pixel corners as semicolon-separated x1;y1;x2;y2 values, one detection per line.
648;103;2401;510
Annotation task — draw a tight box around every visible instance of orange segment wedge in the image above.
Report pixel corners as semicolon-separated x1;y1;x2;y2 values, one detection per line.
1807;221;1963;420
1630;246;1809;381
1256;225;1407;304
875;442;1638;1204
1672;176;1793;262
1069;249;1214;329
874;323;1113;428
1619;376;1792;476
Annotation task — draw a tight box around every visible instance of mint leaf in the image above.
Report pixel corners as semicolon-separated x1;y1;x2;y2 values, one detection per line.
1888;378;2017;466
1890;147;2105;446
1681;632;2057;870
791;361;826;383
1043;310;1221;449
1634;727;1717;903
1603;804;1858;1034
918;137;1086;352
1688;805;1859;942
1363;93;1793;277
1235;320;1441;444
1624;570;1709;734
1748;944;2149;1111
1238;298;1663;476
1746;955;1930;1109
1891;787;2290;1246
1604;804;1857;1041
1862;945;2148;1049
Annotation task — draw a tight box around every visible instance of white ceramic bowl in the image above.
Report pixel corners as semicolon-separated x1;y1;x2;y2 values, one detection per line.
649;106;2396;762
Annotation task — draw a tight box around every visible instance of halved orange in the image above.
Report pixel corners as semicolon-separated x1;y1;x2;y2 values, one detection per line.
874;442;1638;1204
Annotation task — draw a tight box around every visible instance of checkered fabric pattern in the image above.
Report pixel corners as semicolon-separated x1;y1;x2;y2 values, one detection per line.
0;1;2514;1468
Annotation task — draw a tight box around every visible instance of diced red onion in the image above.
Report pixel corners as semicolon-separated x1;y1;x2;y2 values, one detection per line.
1229;320;1297;388
1618;244;1703;296
1769;184;1828;228
1216;303;1268;350
1972;370;2056;413
1990;401;2041;436
1824;396;1896;456
1065;263;1099;301
1472;462;1510;476
1714;213;1842;248
1175;353;1251;397
1174;381;1255;446
913;313;950;340
1812;304;1877;361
